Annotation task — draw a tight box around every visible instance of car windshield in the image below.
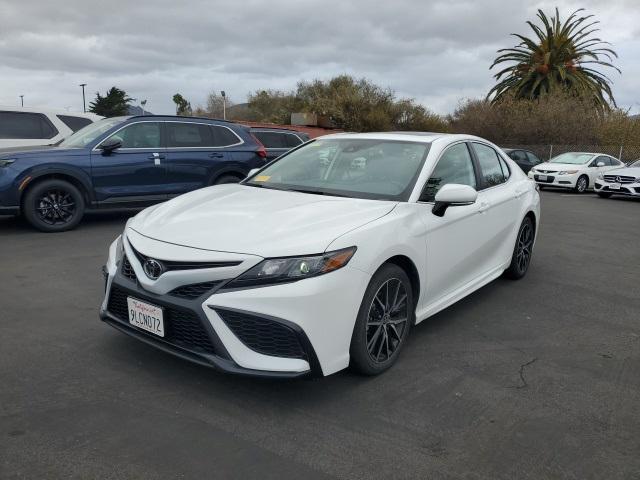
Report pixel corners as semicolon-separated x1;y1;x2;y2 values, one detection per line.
59;117;127;148
244;138;430;201
630;160;640;168
549;152;594;164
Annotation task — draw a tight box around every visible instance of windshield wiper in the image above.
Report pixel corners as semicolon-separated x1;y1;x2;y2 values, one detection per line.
286;188;349;198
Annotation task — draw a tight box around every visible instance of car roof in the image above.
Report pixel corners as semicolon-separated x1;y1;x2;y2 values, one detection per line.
126;114;243;126
0;105;102;119
317;132;478;143
250;127;307;134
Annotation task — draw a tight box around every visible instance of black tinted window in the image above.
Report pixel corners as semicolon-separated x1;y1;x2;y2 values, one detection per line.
509;150;528;162
166;122;213;148
0;111;58;139
107;122;161;149
421;143;476;202
253;131;289;148
56;115;93;132
526;151;541;164
285;133;303;148
472;143;506;187
211;126;241;147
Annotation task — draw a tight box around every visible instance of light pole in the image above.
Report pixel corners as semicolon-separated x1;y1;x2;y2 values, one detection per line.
221;90;226;120
79;84;87;112
19;95;24;107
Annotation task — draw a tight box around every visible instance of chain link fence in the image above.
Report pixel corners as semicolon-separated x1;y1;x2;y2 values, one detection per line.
501;144;640;163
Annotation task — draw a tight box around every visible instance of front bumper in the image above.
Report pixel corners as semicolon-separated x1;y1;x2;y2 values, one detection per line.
527;170;579;188
100;233;371;377
594;180;640;196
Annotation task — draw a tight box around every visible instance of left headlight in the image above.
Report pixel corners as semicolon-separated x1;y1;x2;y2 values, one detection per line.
558;170;578;175
226;246;357;289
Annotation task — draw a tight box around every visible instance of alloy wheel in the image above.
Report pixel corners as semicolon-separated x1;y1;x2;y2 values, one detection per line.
35;188;76;225
365;278;409;363
577;177;587;192
516;221;534;274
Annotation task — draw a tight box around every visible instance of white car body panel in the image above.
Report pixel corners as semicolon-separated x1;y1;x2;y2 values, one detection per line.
0;106;102;149
101;133;540;376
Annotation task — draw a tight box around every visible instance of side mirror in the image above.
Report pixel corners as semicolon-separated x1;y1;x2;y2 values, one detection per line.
596;161;605;167
432;184;478;217
246;168;260;179
100;138;122;154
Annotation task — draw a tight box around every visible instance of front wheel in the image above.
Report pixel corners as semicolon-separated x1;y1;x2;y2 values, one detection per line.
504;216;535;280
350;264;414;375
574;175;589;193
22;179;85;232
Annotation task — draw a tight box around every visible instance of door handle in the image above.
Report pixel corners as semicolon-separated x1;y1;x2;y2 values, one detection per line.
148;153;165;165
209;152;224;158
477;202;490;213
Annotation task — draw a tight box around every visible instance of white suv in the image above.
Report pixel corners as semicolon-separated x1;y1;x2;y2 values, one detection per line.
0;107;102;149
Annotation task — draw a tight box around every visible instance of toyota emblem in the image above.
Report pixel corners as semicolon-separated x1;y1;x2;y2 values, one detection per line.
143;258;164;280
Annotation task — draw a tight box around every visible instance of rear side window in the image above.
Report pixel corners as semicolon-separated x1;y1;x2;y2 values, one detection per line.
166;122;213;148
252;131;289;148
211;126;241;147
56;115;93;132
526;151;541;164
285;133;303;148
472;143;506;188
420;143;476;202
0;111;58;139
509;150;527;162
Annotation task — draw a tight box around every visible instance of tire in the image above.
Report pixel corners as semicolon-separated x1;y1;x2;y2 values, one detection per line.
574;175;589;193
504;216;535;280
22;179;85;232
213;174;243;185
350;263;414;375
597;192;612;198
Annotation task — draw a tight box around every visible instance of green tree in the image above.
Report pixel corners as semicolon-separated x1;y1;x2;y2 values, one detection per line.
172;93;192;115
89;87;133;117
247;89;301;124
488;8;620;108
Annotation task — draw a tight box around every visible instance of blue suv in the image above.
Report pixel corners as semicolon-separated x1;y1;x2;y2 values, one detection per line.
0;115;267;231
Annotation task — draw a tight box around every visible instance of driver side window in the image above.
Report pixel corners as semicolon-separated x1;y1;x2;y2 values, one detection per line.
103;122;161;149
420;143;476;202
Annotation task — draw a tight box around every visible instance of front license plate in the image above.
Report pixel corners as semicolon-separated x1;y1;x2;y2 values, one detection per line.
127;297;164;337
537;175;547;181
610;183;621;190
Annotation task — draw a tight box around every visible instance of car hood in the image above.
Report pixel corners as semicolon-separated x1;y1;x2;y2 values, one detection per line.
129;184;397;257
0;146;83;159
534;162;587;170
608;166;640;176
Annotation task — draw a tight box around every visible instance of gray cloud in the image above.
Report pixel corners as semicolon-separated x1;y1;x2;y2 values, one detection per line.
0;0;636;115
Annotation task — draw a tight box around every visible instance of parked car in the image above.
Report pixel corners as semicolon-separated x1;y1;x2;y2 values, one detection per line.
594;159;640;198
0;107;102;149
0;115;268;231
527;152;624;192
502;148;542;173
100;133;540;377
250;127;310;161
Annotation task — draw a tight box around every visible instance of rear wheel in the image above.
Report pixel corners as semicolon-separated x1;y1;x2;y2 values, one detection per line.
23;179;85;232
597;192;612;198
574;175;589;193
504;216;535;280
350;264;414;375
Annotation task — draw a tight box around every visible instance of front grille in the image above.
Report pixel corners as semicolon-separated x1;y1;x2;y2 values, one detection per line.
121;256;136;281
169;281;222;299
107;285;216;354
604;175;636;184
536;169;557;174
130;245;241;272
217;309;307;360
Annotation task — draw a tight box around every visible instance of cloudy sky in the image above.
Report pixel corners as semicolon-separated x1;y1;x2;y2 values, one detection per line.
1;0;638;116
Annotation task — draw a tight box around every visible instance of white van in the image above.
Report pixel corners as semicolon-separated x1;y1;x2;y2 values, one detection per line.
0;107;103;149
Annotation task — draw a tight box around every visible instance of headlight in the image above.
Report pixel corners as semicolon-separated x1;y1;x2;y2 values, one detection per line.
636;177;640;183
0;158;16;167
226;246;357;288
558;170;578;175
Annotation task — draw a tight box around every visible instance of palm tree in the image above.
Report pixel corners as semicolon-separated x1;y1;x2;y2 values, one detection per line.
488;8;620;108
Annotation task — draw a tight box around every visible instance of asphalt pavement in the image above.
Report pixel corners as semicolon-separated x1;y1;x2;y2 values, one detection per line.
1;190;639;479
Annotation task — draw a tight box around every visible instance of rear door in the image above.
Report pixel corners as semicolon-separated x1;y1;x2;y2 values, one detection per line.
90;121;167;205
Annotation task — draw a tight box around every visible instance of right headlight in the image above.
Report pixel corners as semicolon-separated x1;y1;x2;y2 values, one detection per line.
225;246;357;289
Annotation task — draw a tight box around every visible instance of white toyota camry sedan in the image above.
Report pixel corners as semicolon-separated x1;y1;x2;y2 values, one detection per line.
100;133;540;377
